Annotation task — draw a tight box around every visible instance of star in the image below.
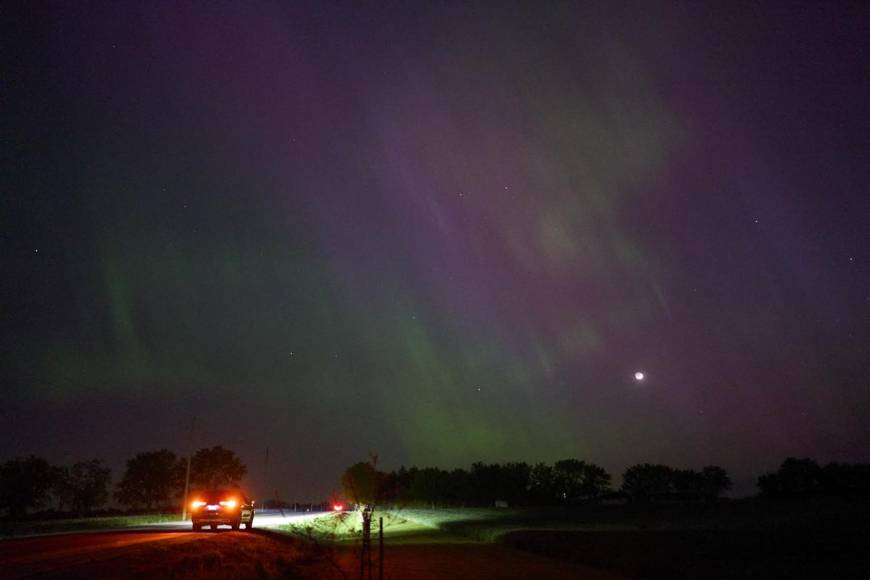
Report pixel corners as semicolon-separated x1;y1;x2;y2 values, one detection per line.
634;371;645;381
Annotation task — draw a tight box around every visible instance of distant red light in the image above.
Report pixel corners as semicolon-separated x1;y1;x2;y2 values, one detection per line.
333;504;343;511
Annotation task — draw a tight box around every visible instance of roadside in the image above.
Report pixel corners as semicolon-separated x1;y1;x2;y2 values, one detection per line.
274;510;628;579
0;513;182;539
0;508;326;540
390;501;870;579
1;520;627;580
0;530;306;579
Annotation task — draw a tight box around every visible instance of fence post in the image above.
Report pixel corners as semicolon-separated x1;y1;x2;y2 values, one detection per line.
367;509;373;579
359;509;368;580
379;516;384;580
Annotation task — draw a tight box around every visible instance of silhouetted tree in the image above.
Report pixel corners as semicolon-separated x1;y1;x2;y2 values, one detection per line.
378;469;400;504
341;462;380;508
393;466;416;503
622;464;674;500
380;459;612;506
446;468;472;505
700;465;732;499
529;463;558;504
553;459;611;502
821;462;870;496
469;462;502;505
54;459;111;514
341;458;384;579
672;469;705;494
116;449;182;509
497;462;533;505
757;457;822;497
410;467;449;507
581;463;612;498
189;446;247;489
0;456;57;518
553;459;587;502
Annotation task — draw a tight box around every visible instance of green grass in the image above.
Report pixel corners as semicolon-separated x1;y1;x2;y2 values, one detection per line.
389;506;636;542
393;499;870;542
0;513;182;538
278;500;870;550
277;510;475;546
268;502;870;579
278;505;653;546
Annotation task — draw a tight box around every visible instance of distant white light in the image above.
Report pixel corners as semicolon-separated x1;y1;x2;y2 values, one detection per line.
634;371;645;381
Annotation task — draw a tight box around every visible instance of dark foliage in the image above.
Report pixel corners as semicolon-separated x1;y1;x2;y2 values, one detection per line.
621;464;731;501
758;457;870;498
365;459;612;507
0;456;57;518
115;449;183;509
53;459;112;514
341;461;380;507
188;445;247;489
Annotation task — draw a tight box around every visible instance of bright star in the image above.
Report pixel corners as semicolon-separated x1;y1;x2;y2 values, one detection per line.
634;371;645;381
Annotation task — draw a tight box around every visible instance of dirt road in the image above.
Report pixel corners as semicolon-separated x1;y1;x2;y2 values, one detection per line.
0;530;301;578
0;528;627;579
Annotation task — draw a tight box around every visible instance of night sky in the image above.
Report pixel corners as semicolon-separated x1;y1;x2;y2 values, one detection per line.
2;2;868;500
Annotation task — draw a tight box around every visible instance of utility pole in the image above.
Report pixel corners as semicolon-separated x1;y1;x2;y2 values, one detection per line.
181;416;197;521
263;446;270;507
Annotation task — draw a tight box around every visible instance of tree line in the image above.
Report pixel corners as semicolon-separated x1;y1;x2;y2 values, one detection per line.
0;446;246;518
757;458;870;498
342;459;732;508
343;457;870;508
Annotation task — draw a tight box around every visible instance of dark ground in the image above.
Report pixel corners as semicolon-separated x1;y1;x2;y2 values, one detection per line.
3;499;868;578
0;527;624;579
497;499;870;579
0;530;303;579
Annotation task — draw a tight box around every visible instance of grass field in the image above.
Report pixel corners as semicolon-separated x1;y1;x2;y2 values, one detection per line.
276;510;625;579
278;510;475;545
10;501;864;577
391;500;870;579
0;513;181;538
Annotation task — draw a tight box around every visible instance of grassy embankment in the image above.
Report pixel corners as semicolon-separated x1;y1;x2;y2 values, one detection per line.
282;501;870;578
279;510;476;546
393;501;870;579
277;510;624;579
0;513;181;538
279;502;771;545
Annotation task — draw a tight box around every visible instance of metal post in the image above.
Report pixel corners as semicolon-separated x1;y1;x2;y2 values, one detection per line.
181;416;196;521
181;453;192;520
359;511;367;580
263;447;270;508
358;507;374;580
379;516;384;580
